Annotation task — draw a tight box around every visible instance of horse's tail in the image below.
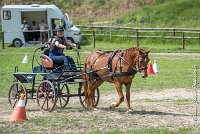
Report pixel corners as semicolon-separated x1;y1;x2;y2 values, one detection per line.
82;51;95;91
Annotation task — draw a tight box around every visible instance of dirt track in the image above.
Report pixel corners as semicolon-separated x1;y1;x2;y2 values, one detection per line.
0;88;199;133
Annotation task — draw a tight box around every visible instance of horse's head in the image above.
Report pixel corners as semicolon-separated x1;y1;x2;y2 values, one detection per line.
136;48;150;78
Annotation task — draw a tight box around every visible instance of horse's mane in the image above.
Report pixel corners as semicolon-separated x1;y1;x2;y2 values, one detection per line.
95;47;146;57
122;47;139;56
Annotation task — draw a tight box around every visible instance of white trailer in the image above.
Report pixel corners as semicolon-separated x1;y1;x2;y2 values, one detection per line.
1;4;82;47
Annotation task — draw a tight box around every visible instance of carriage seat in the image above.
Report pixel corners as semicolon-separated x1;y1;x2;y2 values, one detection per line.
40;54;54;68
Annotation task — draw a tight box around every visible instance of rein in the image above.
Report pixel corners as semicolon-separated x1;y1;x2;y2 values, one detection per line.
87;48;147;79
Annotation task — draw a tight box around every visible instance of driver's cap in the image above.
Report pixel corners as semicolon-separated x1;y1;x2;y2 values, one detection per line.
55;25;64;31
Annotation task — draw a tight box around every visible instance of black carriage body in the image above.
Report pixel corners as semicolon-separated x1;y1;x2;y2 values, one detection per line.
13;72;38;83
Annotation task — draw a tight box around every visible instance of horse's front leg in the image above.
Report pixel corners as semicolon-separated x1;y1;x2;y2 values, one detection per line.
111;82;124;108
125;82;132;112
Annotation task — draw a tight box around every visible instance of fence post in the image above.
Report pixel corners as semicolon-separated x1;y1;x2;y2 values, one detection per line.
100;27;102;35
2;31;4;49
182;32;185;49
173;29;176;36
136;29;139;47
93;31;96;48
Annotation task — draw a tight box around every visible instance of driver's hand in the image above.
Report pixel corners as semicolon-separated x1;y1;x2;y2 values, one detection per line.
72;43;77;47
76;44;81;49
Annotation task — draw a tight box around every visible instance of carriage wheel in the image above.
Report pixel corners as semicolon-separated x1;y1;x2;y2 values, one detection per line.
36;80;56;112
55;83;70;108
79;83;100;109
8;82;27;109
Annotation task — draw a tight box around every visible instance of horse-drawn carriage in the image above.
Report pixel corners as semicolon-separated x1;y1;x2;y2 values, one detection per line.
8;45;150;112
8;46;100;112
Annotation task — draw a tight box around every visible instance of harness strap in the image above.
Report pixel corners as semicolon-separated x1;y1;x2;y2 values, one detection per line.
90;53;104;69
80;69;139;83
107;49;119;72
110;70;138;77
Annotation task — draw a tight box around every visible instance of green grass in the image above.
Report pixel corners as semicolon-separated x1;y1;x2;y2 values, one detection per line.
78;128;198;134
0;117;199;134
0;43;200;97
117;0;200;28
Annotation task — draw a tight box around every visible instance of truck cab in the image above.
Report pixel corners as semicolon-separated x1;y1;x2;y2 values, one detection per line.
1;4;82;47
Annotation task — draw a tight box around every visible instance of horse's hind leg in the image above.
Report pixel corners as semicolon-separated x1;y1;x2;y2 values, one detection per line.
87;86;94;110
125;82;132;112
110;82;124;109
83;78;90;110
83;72;94;110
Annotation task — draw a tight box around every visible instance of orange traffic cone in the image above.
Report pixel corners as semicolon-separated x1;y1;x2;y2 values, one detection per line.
153;60;158;74
147;61;155;75
10;93;27;121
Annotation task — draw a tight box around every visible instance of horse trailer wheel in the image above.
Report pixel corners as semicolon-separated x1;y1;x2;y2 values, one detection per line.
12;38;22;47
36;80;56;112
8;82;27;109
79;83;100;109
56;83;70;108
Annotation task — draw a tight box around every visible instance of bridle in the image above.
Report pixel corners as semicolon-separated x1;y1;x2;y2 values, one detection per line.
116;49;148;73
135;55;149;72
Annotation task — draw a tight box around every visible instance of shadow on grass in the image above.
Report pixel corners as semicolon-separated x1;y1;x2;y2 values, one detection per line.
96;107;191;117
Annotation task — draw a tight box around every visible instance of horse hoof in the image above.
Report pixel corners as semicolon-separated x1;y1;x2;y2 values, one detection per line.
94;108;98;111
90;107;94;111
126;109;133;113
110;102;117;109
87;106;94;111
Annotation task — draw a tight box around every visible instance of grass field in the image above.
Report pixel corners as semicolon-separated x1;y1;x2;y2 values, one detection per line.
0;43;200;134
0;43;200;96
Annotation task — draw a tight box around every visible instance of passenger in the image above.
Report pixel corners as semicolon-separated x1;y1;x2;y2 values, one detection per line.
31;21;39;41
39;20;49;44
21;20;30;43
48;25;77;70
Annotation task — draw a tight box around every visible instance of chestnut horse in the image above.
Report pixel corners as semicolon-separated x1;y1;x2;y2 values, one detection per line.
83;47;150;112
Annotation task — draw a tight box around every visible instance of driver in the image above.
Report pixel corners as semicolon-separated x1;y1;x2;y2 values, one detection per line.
48;25;77;70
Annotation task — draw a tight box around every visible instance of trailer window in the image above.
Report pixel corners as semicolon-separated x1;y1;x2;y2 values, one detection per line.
3;10;11;20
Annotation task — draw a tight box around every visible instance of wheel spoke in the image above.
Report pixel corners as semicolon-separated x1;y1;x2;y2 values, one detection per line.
12;100;18;108
38;87;45;95
61;97;67;102
46;84;51;96
41;98;47;109
59;97;63;107
46;97;49;110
